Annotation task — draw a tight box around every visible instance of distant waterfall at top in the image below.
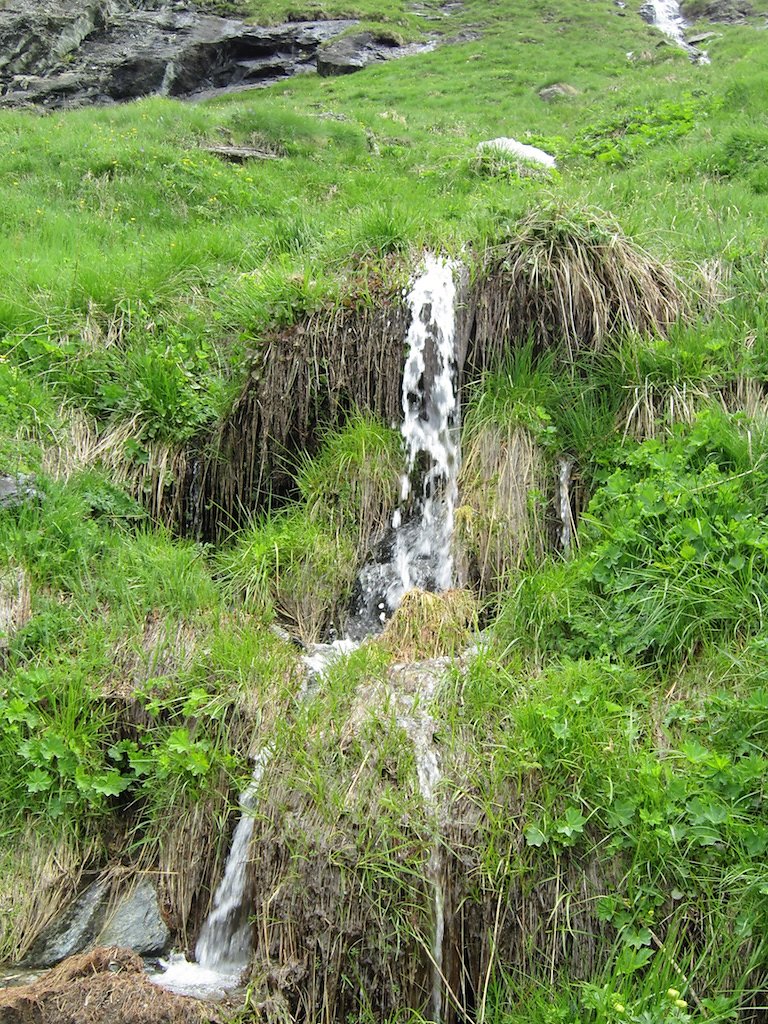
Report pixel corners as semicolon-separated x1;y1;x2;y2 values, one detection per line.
348;255;461;637
641;0;710;62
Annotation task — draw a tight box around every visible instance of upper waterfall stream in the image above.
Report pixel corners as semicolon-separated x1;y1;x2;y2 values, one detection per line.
349;255;461;637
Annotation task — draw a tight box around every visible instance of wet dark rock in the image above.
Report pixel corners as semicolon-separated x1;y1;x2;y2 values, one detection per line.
25;879;110;968
23;878;169;968
96;879;170;955
0;473;38;509
317;31;435;76
638;2;657;24
0;0;358;108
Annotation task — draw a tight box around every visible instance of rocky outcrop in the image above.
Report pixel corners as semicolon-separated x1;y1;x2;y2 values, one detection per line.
0;474;37;509
0;0;357;108
0;0;450;108
24;878;170;968
537;82;578;101
316;31;435;76
680;0;754;20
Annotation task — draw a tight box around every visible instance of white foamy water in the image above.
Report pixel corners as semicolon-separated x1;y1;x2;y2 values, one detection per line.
558;459;573;554
346;254;462;638
643;0;710;62
394;665;445;1024
302;638;358;680
389;254;460;607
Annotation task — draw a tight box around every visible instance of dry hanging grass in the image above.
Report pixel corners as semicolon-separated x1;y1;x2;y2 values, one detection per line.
199;293;410;540
455;424;549;591
0;564;31;660
471;203;686;368
378;588;478;661
0;828;98;963
621;378;715;440
42;409;193;529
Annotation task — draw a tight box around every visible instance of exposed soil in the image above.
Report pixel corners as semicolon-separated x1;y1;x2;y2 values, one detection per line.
0;947;217;1024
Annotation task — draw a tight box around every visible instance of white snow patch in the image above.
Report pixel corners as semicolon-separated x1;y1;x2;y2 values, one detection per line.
477;137;556;169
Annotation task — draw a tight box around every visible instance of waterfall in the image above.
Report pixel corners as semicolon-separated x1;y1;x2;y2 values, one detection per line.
349;255;461;636
151;751;271;999
193;752;271;973
151;647;354;999
558;458;573;554
641;0;710;62
153;255;461;1004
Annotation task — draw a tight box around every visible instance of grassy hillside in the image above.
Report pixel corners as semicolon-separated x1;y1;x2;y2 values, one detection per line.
1;0;768;1020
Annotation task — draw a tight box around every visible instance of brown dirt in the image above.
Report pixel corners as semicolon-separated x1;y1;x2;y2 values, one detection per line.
0;947;217;1024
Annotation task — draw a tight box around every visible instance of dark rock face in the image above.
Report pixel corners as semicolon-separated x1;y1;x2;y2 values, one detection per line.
680;0;754;20
317;31;436;76
24;878;170;968
0;0;358;108
0;474;37;509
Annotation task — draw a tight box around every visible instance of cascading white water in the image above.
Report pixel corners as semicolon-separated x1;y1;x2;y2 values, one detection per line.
643;0;710;62
558;458;573;554
154;256;461;1006
152;645;355;999
390;255;460;605
349;255;461;637
152;749;271;999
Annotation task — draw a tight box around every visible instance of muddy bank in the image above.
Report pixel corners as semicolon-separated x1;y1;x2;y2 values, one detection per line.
0;947;215;1024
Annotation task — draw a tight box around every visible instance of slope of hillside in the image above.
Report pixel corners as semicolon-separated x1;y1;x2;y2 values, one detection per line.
1;0;767;1021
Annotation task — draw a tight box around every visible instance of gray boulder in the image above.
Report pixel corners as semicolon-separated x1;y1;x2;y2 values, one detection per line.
96;879;170;955
23;877;170;968
0;474;37;510
538;82;578;101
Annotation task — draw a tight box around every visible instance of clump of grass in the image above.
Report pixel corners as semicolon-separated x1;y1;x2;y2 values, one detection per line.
472;146;556;182
42;409;193;529
473;201;687;363
217;506;357;640
296;411;403;558
378;588;477;661
456;424;548;591
497;409;768;668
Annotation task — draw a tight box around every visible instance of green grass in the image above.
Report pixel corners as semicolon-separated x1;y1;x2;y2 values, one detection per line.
1;0;768;1017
